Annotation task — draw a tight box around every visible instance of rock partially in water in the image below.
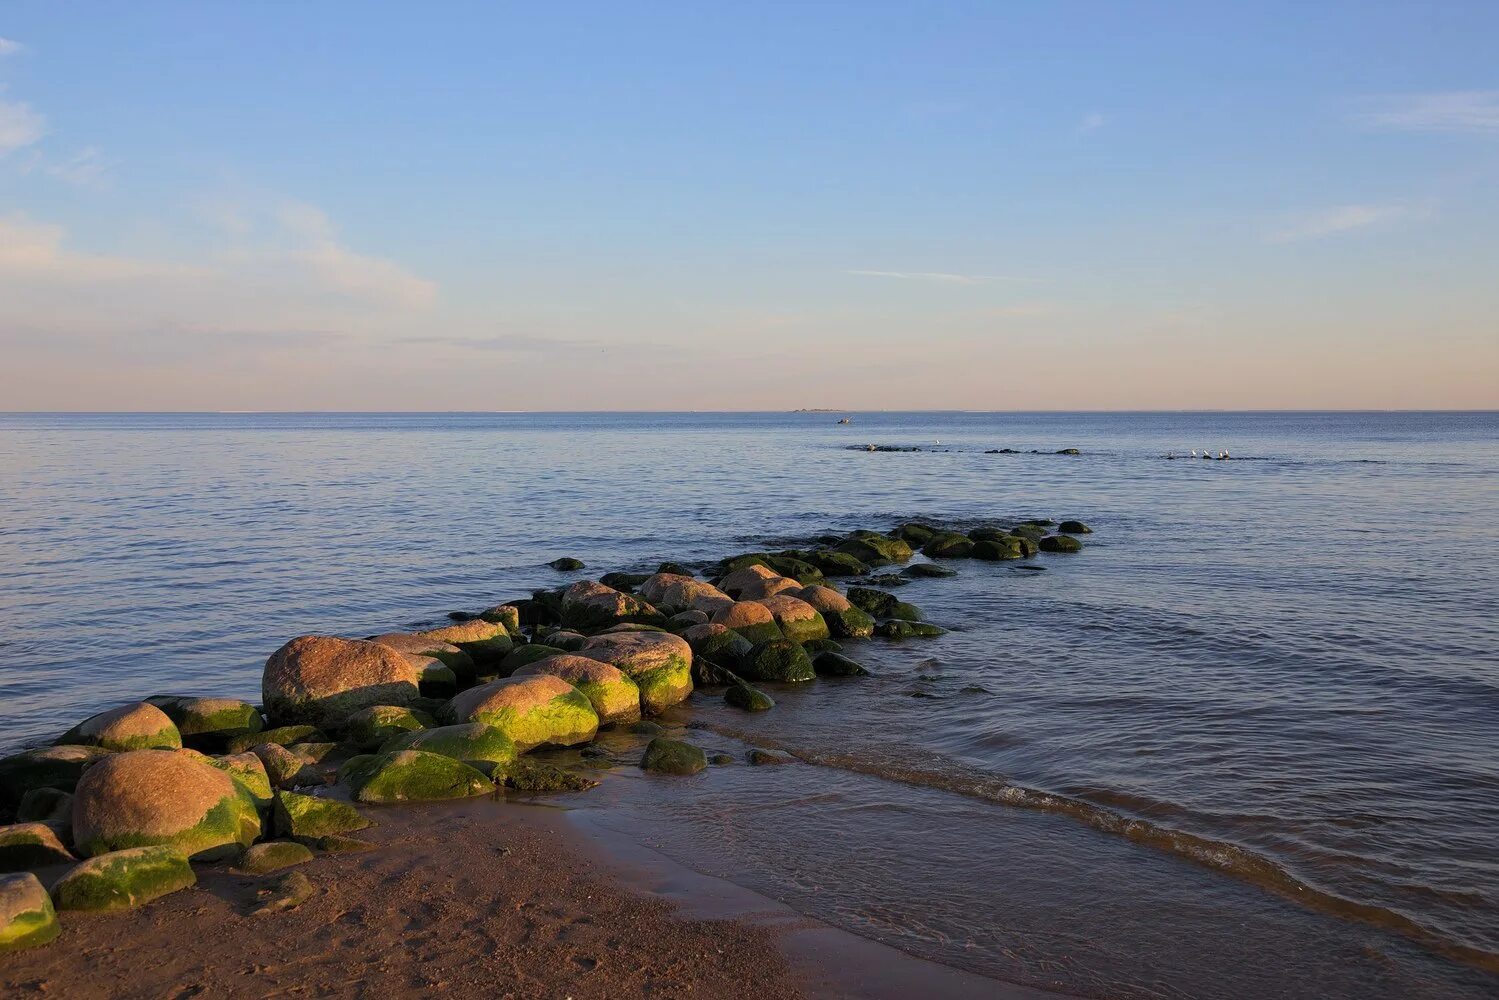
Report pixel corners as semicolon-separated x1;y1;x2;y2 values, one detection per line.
1059;520;1093;534
972;537;1025;561
903;562;956;578
414;620;514;667
891;522;937;546
502;759;599;793
793;585;874;639
757;594;830;644
748;749;793;766
875;620;948;639
724;683;775;712
51;845;195;913
576;631;694;715
709;600;784;646
738;639;816;684
813;651;871;677
640;738;707;776
801;550;870;577
548;557;586;571
835;533;913;567
1040;535;1083;553
0;873;59;951
57;702;181;753
921;533;975;559
263;636;420;728
846;587;923;622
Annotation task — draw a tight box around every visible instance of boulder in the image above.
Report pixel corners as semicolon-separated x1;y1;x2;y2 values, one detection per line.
724;683;774;712
813;651;871;677
57;702;181;752
205;753;273;807
793;585;875;638
748;749;794;766
801;550;870;577
498;643;567;676
250;742;306;789
262;636;420;728
668;610;710;630
739;639;816;684
413;620;514;666
0;745;113;805
1008;523;1048;541
380;723;518;773
227;725;324;754
478;604;523;632
51;846;195;912
0;873;59;951
875;620;947;639
763;554;826;586
576;632;694;715
1040;534;1083;553
340;750;493;803
444;675;599;751
370;633;477;681
560;580;659;630
72;749;261;860
718;564;783;598
903;562;957;578
0;823;74;871
238;841;314;875
502;760;600;793
273;790;369;840
709;601;783;645
548;557;586;571
738;575;801;601
972;537;1024;560
802;637;843;654
599;572;651;592
835;534;912;566
640;738;707;776
342;705;433;750
145;697;263;749
921;533;975;559
418;661;458;698
891;522;937;545
658;579;735;616
846;587;923;621
542;629;588;652
514;655;642;727
15;789;72;840
756;594;830;644
638;572;696;605
680;624;753;684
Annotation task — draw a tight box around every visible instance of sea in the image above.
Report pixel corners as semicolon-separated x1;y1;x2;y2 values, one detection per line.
1;410;1495;998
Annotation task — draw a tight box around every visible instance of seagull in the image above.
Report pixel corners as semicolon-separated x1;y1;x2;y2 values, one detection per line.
1190;450;1197;458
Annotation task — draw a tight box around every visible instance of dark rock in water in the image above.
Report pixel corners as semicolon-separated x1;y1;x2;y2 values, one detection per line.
503;759;599;793
724;683;775;712
1059;520;1093;534
848;444;921;452
599;571;652;592
835;534;913;567
765;554;826;585
890;522;937;545
445;610;476;621
1007;524;1048;542
630;720;665;736
641;738;707;776
717;553;773;575
802;550;870;577
921;533;975;559
1023;518;1057;526
801;638;843;654
548;557;586;571
863;573;909;587
813;652;870;677
972;538;1024;561
847;587;923;622
747;749;793;766
966;526;1010;542
738;639;816;683
656;561;695;577
903;563;956;578
709;754;735;767
876;620;947;639
1017;564;1047;572
1040;535;1083;553
1056;448;1081;455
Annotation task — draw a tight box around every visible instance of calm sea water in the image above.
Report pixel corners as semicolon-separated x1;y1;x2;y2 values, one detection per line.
1;411;1496;997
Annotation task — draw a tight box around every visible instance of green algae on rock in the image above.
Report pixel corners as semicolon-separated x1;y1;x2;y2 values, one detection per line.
834;533;913;567
756;594;831;644
498;643;567;675
813;651;871;677
145;696;263;749
972;537;1025;561
414;619;515;666
205;752;273;807
501;759;600;793
262;635;421;729
238;840;315;875
846;587;923;622
724;683;775;712
514;654;642;727
226;725;324;754
548;556;586;571
801;549;870;577
379;723;518;772
249;742;306;789
709;600;784;646
738;639;816;684
370;633;478;680
903;562;956;578
51;845;195;913
1040;534;1084;553
342;705;434;750
0;745;113;806
443;674;600;751
57;702;182;752
875;619;947;639
559;580;661;630
640;737;707;776
477;604;522;632
793;585;876;639
921;533;975;559
0;873;59;951
576;631;694;715
341;749;494;803
72;749;261;861
273;790;369;840
0;823;74;872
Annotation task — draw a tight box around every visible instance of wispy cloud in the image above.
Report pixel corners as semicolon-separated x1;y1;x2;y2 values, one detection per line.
274;201;437;309
1351;91;1499;135
845;269;1034;285
1075;111;1105;135
1265;203;1428;243
0;92;44;154
0;36;21;57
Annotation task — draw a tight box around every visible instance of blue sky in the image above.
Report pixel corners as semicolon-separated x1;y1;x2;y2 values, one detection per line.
1;2;1496;409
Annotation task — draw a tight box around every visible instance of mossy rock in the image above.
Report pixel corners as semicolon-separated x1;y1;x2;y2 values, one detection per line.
1039;534;1083;553
669;610;711;631
0;873;59;951
560;580;661;630
477;604;522;632
145;696;263;749
716;553;773;575
966;526;1009;542
227;725;325;754
599;571;652;591
802;637;843;654
273;790;370;840
316;834;375;853
576;632;694;715
921;533;975;559
501;759;599;793
262;636;421;728
250;742;305;789
1008;524;1048;541
414;620;514;666
57;702;182;752
1014;536;1040;557
548;557;586;571
0;745;113;806
890;523;937;545
763;555;825;586
341;750;493;803
682;623;754;668
875;620;947;639
418;662;458;698
656;561;695;577
834;534;912;567
206;753;273;807
724;683;775;712
514;655;641;727
825;605;875;639
238;840;314;875
0;823;75;871
499;644;567;676
801;550;870;577
379;723;518;772
972;538;1024;561
748;749;794;766
342;705;434;750
846;587;923;621
710;601;784;646
640;738;707;776
370;633;478;681
51;845;194;912
72;750;261;861
443;675;600;751
813;651;871;677
544;630;588;652
758;595;830;645
903;563;956;578
738;639;816;684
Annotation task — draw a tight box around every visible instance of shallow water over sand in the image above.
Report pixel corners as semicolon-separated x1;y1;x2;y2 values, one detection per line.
1;410;1496;996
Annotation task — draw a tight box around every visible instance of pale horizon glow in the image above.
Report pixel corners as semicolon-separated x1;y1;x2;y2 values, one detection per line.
1;5;1496;411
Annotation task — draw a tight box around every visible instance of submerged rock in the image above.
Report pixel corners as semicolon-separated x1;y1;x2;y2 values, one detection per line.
1039;535;1083;553
875;620;947;639
813;651;871;677
640;738;707;776
515;654;642;726
263;636;420;728
738;639;816;684
902;562;956;578
0;873;59;951
341;750;493;803
1058;520;1093;535
724;683;775;712
502;759;599;793
57;702;181;752
747;749;793;766
0;823;74;871
273;790;369;840
577;632;694;715
444;674;599;751
51;845;195;912
238;841;314;875
548;557;586;571
846;587;923;622
72;749;260;861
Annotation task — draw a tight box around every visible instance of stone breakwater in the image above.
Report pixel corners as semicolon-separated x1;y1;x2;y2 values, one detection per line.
0;517;1091;951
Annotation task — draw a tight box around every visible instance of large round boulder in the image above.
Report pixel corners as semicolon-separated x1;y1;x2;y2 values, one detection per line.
560;580;659;629
658;579;735;616
638;572;695;605
515;655;642;726
577;632;694;714
370;633;477;682
718;564;783;599
0;873;59;951
72;749;260;861
756;594;830;644
835;533;912;566
738;639;816;684
709;601;783;645
339;750;493;803
262;635;420;727
380;723;518;773
793;585;875;638
144;697;262;749
413;620;514;666
57;702;181;752
443;675;599;751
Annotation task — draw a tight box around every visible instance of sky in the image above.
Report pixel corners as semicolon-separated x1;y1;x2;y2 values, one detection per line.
1;2;1496;411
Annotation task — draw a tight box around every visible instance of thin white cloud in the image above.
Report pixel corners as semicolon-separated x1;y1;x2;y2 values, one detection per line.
274;201;437;309
1352;91;1499;135
1075;111;1105;135
846;269;1034;285
1265;203;1427;243
0;93;44;154
0;36;21;56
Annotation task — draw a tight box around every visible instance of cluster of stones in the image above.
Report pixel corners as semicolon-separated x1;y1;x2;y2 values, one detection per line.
0;517;1092;950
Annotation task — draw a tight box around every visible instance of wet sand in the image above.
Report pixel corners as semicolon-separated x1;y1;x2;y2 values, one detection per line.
0;795;1049;999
